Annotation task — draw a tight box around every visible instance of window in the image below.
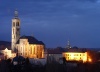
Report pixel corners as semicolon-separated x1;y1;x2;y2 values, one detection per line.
30;47;32;54
16;22;19;26
68;54;69;56
17;28;19;31
34;47;35;54
13;22;15;26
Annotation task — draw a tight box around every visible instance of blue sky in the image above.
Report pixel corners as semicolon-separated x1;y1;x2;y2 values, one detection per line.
0;0;100;48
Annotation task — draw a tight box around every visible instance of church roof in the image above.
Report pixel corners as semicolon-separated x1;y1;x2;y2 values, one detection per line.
16;35;45;45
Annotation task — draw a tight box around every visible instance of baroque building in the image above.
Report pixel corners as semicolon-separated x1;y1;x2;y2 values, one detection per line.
11;10;45;59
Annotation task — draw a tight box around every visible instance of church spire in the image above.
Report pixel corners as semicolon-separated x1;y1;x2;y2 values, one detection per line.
14;9;18;18
66;40;71;49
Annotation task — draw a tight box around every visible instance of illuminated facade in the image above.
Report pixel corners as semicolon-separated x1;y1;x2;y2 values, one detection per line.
63;48;92;62
11;10;45;59
12;10;20;51
16;36;45;58
0;48;16;59
63;52;88;62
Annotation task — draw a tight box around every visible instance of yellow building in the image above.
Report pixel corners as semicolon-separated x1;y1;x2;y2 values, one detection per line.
16;35;45;59
0;48;16;59
63;48;92;63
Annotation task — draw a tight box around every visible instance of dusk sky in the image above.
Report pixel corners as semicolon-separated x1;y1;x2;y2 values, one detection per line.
1;0;100;48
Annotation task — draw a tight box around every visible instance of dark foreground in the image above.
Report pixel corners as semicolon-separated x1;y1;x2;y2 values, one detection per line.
0;59;100;72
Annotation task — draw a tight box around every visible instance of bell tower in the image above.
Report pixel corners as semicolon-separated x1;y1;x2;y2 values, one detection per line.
12;10;20;51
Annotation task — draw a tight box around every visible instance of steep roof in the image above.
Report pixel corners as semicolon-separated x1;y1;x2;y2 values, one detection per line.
16;35;45;45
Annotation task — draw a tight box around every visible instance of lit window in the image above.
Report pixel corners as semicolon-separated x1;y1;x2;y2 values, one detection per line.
68;54;69;56
30;47;32;54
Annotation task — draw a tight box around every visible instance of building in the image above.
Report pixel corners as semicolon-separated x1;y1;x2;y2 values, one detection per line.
16;35;45;58
46;47;64;62
0;41;16;59
62;48;92;63
0;48;16;59
11;10;45;59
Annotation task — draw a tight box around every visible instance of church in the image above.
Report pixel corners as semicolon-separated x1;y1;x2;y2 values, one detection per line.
11;10;45;59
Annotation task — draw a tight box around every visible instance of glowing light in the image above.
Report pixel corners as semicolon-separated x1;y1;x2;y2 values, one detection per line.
63;52;89;63
88;58;92;62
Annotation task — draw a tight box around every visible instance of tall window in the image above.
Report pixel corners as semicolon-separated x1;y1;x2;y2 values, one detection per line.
30;47;32;54
16;22;19;26
13;22;15;26
34;47;35;54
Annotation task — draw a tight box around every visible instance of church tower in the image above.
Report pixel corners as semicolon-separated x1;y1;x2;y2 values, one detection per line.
12;10;20;51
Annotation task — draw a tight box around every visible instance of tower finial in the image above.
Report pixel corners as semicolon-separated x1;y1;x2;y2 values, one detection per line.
14;9;18;18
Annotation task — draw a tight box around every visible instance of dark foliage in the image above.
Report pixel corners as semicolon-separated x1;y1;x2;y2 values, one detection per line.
0;59;100;72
